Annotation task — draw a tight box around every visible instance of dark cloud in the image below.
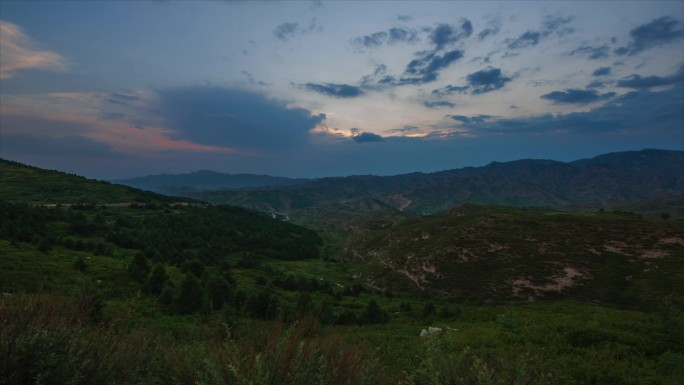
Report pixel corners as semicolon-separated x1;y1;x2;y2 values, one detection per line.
568;44;610;60
155;86;325;150
352;132;384;143
540;89;616;105
542;14;574;37
464;84;683;137
506;14;573;51
616;66;684;89
587;79;608;89
109;92;140;101
423;100;455;109
106;92;141;106
432;84;470;95
466;67;512;94
359;64;397;89
353;27;418;48
402;49;464;84
273;19;321;41
388;27;419;44
615;16;684;55
478;20;501;40
273;22;299;40
429;20;473;50
387;125;420;134
397;15;413;22
450;114;492;124
592;67;611;77
507;31;541;49
303;82;364;98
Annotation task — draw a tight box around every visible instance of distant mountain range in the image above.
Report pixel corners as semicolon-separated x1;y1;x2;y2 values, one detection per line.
112;170;308;195
166;149;683;216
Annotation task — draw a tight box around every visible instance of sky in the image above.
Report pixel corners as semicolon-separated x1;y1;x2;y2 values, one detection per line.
1;0;683;179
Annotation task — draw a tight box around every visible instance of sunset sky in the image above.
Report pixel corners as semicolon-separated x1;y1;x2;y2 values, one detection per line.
1;1;683;179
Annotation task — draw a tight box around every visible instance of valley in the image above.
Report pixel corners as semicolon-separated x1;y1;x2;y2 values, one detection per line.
1;151;683;385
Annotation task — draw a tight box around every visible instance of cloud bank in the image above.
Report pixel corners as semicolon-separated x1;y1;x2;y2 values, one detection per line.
0;21;67;79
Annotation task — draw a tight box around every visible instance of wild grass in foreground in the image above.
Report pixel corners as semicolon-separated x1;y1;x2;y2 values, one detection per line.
2;293;683;385
0;293;374;385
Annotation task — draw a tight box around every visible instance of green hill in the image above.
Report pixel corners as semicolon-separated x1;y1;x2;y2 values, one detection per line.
0;158;173;204
344;204;684;308
2;159;683;385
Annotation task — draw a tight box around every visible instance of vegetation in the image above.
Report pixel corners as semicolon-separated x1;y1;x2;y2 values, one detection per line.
0;159;173;204
1;159;683;384
345;204;684;308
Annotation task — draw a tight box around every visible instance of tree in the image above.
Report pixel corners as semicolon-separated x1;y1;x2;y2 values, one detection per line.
176;272;203;314
145;265;170;295
421;302;436;319
73;256;88;272
129;252;150;283
358;299;389;324
204;270;234;312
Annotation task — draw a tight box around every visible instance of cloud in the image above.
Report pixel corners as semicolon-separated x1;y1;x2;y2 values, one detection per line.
450;114;492;124
359;64;397;89
352;132;384;143
106;92;142;106
155;86;325;150
423;100;455;109
273;19;321;41
353;27;418;49
568;44;610;60
466;67;512;94
273;22;300;40
541;89;616;104
462;84;683;137
432;84;470;95
615;16;684;55
0;21;67;79
302;82;364;98
507;31;541;49
397;15;413;22
402;49;464;84
592;67;611;77
478;20;501;40
541;14;574;37
387;125;421;134
587;79;608;89
616;66;684;89
506;14;573;51
429;20;473;50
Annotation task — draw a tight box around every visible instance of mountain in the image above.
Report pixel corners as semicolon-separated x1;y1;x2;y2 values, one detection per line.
186;149;684;218
342;204;684;306
0;158;176;204
112;170;309;195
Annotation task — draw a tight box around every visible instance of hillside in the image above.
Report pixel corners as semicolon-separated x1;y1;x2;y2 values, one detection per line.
2;159;684;385
343;204;684;307
0;159;175;204
113;170;309;195
186;149;684;218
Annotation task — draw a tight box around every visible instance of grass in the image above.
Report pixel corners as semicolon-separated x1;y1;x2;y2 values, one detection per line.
2;160;683;384
3;294;682;385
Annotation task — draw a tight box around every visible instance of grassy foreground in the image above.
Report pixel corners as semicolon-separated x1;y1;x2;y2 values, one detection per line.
2;292;683;385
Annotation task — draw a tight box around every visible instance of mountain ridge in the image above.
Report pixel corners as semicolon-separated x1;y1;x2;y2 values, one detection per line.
182;149;683;216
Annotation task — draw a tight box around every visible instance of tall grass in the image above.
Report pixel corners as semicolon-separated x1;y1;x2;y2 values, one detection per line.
0;294;374;385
